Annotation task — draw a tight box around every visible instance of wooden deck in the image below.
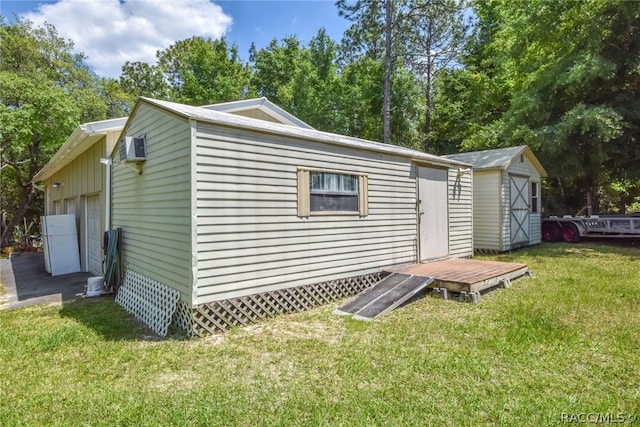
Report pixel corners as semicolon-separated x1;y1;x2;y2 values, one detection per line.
384;258;529;293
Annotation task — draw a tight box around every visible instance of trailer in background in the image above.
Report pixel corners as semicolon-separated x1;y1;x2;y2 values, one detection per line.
542;214;640;243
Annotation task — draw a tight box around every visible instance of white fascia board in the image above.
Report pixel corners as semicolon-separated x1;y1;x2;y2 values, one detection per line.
32;117;128;183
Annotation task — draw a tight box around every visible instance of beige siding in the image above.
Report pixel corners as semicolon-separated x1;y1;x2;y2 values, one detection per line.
500;170;511;250
111;105;194;302
44;138;107;272
473;171;502;251
448;168;474;258
194;123;419;303
230;109;281;124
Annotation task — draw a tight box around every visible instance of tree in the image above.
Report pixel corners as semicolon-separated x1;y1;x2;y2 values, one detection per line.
157;36;252;105
118;37;252;106
338;0;467;149
338;0;400;144
119;61;169;100
0;18;107;247
403;0;468;152
100;78;134;118
436;0;640;213
249;30;348;133
249;35;305;110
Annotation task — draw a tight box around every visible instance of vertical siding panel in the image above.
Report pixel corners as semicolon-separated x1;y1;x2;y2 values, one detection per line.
111;105;193;301
43;136;112;272
472;171;501;251
447;168;474;258
501;170;510;251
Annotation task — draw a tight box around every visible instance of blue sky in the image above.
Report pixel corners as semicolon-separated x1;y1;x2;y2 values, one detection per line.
0;0;351;78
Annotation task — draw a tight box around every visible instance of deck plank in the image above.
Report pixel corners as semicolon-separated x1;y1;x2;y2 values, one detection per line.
384;258;529;293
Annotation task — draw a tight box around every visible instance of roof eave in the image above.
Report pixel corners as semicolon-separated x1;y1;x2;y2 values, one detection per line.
137;97;469;169
32;117;127;183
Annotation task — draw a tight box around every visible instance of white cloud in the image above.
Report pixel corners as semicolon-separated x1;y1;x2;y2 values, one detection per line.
24;0;232;78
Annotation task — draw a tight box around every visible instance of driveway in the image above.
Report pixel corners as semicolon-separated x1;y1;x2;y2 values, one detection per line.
0;251;93;309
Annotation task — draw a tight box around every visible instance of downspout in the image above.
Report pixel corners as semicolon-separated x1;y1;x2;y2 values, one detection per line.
100;158;112;232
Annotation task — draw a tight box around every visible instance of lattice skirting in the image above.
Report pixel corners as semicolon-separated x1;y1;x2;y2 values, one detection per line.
178;272;381;338
115;270;180;337
474;248;500;254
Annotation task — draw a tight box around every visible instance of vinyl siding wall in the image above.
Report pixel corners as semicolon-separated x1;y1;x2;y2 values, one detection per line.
194;123;419;303
472;171;502;251
111;104;194;302
447;168;474;257
44;137;108;272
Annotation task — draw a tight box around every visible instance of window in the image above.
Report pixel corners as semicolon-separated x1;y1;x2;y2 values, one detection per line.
297;168;368;216
531;182;539;213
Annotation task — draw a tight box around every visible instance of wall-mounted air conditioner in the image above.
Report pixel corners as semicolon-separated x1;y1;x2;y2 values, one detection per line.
119;136;147;162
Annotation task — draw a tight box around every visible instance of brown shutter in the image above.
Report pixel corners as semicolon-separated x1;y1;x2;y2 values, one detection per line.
359;175;369;216
297;169;310;217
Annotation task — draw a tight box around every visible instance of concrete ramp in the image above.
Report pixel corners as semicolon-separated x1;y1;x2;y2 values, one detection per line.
335;273;434;320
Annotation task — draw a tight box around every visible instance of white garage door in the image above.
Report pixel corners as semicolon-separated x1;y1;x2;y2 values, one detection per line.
86;195;102;275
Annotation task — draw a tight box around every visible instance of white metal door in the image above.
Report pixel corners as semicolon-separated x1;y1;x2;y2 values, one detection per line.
418;166;449;261
510;175;530;245
86;195;102;275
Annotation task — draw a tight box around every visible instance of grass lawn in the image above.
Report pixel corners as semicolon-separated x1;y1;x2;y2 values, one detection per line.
1;242;639;426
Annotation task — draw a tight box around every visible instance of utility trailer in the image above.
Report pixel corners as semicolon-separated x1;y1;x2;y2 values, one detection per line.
542;214;640;243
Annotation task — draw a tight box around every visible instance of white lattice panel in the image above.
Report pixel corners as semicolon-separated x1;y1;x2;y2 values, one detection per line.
115;270;180;337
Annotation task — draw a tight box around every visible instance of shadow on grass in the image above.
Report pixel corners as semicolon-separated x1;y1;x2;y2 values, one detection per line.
59;296;189;341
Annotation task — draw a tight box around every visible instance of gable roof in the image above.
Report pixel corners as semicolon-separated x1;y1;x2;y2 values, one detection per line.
32;117;128;182
443;145;547;177
200;97;314;129
124;97;470;169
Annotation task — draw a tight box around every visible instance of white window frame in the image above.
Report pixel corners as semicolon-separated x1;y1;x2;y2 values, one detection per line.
531;181;539;214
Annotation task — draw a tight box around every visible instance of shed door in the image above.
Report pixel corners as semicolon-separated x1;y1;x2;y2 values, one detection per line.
510;175;530;245
418;166;449;261
86;195;102;275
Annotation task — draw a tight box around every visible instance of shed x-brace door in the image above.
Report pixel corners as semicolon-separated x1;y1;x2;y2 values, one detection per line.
510;175;530;246
418;166;449;261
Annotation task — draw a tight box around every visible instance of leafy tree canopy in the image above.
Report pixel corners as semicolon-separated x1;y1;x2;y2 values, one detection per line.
0;17;108;246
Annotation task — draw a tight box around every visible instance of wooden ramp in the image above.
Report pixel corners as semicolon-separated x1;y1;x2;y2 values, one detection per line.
385;258;529;295
335;273;435;320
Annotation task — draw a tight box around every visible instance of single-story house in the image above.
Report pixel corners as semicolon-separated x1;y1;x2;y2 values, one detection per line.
111;97;473;336
31;99;311;278
443;145;547;252
32;118;127;275
36;97;474;337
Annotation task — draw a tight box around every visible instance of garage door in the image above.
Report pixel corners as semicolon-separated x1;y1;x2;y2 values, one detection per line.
86;195;102;275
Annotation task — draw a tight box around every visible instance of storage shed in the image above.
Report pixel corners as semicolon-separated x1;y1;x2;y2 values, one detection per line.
111;97;474;336
444;145;547;252
32;118;127;275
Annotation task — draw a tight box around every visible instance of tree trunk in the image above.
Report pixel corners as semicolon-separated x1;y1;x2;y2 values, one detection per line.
422;19;434;153
383;0;393;144
1;182;37;248
423;58;433;153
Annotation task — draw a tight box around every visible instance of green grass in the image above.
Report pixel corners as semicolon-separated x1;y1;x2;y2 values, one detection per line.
1;242;639;426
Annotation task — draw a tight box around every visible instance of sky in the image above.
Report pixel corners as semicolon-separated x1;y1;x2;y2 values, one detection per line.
0;0;352;78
